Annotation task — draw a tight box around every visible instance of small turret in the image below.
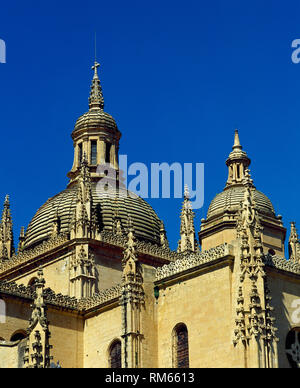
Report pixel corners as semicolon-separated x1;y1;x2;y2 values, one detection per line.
226;130;251;188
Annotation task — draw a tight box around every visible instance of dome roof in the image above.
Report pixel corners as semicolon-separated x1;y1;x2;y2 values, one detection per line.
207;185;276;220
24;183;162;250
74;108;119;134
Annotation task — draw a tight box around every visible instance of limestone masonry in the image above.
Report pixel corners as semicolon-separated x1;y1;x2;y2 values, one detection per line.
0;62;299;368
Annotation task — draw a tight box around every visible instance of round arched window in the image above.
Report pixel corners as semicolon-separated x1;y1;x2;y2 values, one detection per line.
172;323;189;368
109;340;121;368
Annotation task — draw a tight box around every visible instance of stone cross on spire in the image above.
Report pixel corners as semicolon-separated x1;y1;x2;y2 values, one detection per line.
177;185;198;253
89;61;104;110
92;61;100;79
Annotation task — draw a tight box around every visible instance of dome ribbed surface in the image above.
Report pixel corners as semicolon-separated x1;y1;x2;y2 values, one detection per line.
24;183;162;249
74;109;119;133
207;185;275;220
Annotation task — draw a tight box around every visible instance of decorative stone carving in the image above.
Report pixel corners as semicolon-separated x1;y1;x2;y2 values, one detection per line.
289;222;300;263
18;226;25;253
233;287;248;345
0;195;14;261
160;221;169;249
0;277;121;313
0;233;69;275
78;284;121;311
120;226;144;368
177;185;198;254
70;155;98;240
69;245;96;299
264;253;300;275
155;243;232;281
233;173;278;367
23;268;53;368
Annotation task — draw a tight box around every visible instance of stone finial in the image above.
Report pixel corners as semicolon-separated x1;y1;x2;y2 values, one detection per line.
18;226;25;253
289;222;300;263
233;129;242;150
177;185;198;253
160;221;169;249
122;221;137;269
122;224;143;284
89;61;104;110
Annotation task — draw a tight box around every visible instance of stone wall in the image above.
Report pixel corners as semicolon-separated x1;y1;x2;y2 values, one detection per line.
266;268;300;368
155;263;233;367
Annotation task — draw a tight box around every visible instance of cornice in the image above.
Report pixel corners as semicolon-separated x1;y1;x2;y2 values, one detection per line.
155;243;234;282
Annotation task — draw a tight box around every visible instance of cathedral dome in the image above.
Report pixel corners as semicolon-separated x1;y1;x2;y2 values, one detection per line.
207;185;275;220
23;62;164;251
206;131;276;221
74;109;119;134
23;182;162;250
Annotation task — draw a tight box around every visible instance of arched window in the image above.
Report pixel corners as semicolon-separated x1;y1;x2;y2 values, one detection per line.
172;323;189;368
78;143;83;166
105;143;111;164
91;140;97;165
109;340;121;368
10;330;27;342
286;328;300;368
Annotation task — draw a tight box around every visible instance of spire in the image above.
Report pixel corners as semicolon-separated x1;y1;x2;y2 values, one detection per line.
70;156;95;239
226;130;251;188
177;185;198;253
88;61;104;110
289;222;300;263
233;129;242;150
18;226;25;253
23;268;53;368
0;195;14;260
120;225;144;368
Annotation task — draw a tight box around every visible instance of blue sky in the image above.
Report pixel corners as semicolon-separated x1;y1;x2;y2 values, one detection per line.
0;0;300;251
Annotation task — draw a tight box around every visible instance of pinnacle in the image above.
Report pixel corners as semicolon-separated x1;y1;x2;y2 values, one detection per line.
89;61;104;110
233;129;242;150
4;194;9;208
